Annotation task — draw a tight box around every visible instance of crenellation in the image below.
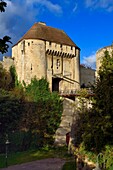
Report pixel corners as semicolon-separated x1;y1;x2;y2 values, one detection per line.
46;41;75;56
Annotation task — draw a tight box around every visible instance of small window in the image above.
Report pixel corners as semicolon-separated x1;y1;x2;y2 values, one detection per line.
21;50;24;55
31;64;32;70
28;42;30;46
60;44;62;48
71;46;73;50
56;59;60;69
49;42;51;46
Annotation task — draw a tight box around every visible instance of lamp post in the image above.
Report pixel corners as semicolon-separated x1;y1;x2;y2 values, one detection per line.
5;135;10;167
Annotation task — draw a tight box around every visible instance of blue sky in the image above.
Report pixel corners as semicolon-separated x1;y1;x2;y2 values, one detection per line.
0;0;113;69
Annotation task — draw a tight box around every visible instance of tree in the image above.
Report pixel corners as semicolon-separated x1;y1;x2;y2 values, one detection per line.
75;50;113;152
0;1;12;54
21;78;63;145
0;36;12;54
0;0;6;12
0;89;24;135
93;50;113;148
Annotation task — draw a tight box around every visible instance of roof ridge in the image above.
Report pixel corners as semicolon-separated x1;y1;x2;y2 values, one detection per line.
13;22;79;49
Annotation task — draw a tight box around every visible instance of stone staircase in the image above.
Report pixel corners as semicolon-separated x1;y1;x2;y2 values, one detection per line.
54;98;76;145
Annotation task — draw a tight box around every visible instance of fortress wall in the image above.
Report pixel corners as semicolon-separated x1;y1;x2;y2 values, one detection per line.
96;45;113;76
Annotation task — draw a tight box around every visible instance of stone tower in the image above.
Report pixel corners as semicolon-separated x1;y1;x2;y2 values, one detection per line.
96;44;113;76
12;22;80;91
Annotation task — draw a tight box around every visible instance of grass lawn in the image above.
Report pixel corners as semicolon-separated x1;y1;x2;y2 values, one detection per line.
62;161;76;170
0;146;74;168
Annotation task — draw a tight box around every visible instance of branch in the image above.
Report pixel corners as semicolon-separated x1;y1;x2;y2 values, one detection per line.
0;0;7;12
0;36;12;54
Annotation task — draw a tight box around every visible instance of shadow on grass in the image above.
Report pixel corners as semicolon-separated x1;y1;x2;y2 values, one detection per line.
62;161;76;170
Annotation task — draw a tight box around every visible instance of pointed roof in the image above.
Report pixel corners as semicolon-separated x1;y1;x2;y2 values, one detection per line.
14;22;80;49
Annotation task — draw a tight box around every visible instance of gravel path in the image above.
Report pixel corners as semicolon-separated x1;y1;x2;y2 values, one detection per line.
1;158;66;170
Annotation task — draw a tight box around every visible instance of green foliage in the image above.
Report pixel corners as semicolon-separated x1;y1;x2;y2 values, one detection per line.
0;72;62;152
74;143;113;170
104;145;113;169
99;50;113;76
25;77;50;101
9;131;43;152
74;143;96;162
74;50;113;153
0;65;20;90
92;50;113;150
22;78;63;146
77;88;89;98
0;0;7;12
0;36;12;54
0;146;69;168
0;1;12;54
0;89;23;135
9;66;22;89
62;161;76;170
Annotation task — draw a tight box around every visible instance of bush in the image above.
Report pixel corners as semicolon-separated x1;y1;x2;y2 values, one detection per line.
0;78;63;153
104;145;113;169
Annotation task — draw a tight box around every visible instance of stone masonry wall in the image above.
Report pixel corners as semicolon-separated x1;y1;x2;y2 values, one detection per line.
12;39;46;84
80;65;95;87
96;45;113;76
54;98;76;145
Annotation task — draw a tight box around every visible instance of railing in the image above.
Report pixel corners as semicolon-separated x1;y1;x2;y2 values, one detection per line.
59;88;95;97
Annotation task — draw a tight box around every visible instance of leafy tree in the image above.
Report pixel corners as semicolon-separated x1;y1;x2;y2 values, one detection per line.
0;89;24;135
0;1;12;54
21;78;63;145
92;50;113;149
0;74;62;150
9;66;21;89
0;87;25;153
75;50;113;152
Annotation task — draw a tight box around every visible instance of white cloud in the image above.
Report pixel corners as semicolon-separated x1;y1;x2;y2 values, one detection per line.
0;0;63;58
82;54;96;69
0;0;62;38
85;0;113;12
26;0;62;14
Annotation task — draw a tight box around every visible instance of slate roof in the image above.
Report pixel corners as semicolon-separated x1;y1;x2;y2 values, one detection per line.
14;22;79;49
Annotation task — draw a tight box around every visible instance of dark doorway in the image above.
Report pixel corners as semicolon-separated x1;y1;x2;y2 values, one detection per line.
52;78;61;92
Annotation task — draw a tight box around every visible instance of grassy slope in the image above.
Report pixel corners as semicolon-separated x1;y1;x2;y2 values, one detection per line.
0;147;74;168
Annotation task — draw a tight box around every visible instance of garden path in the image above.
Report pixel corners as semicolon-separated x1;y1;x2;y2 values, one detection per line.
1;158;66;170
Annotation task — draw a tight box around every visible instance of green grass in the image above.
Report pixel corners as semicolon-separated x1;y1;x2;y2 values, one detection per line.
109;165;113;170
62;161;76;170
0;146;73;168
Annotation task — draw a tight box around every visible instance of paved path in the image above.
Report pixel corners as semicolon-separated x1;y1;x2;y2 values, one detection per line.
1;158;66;170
